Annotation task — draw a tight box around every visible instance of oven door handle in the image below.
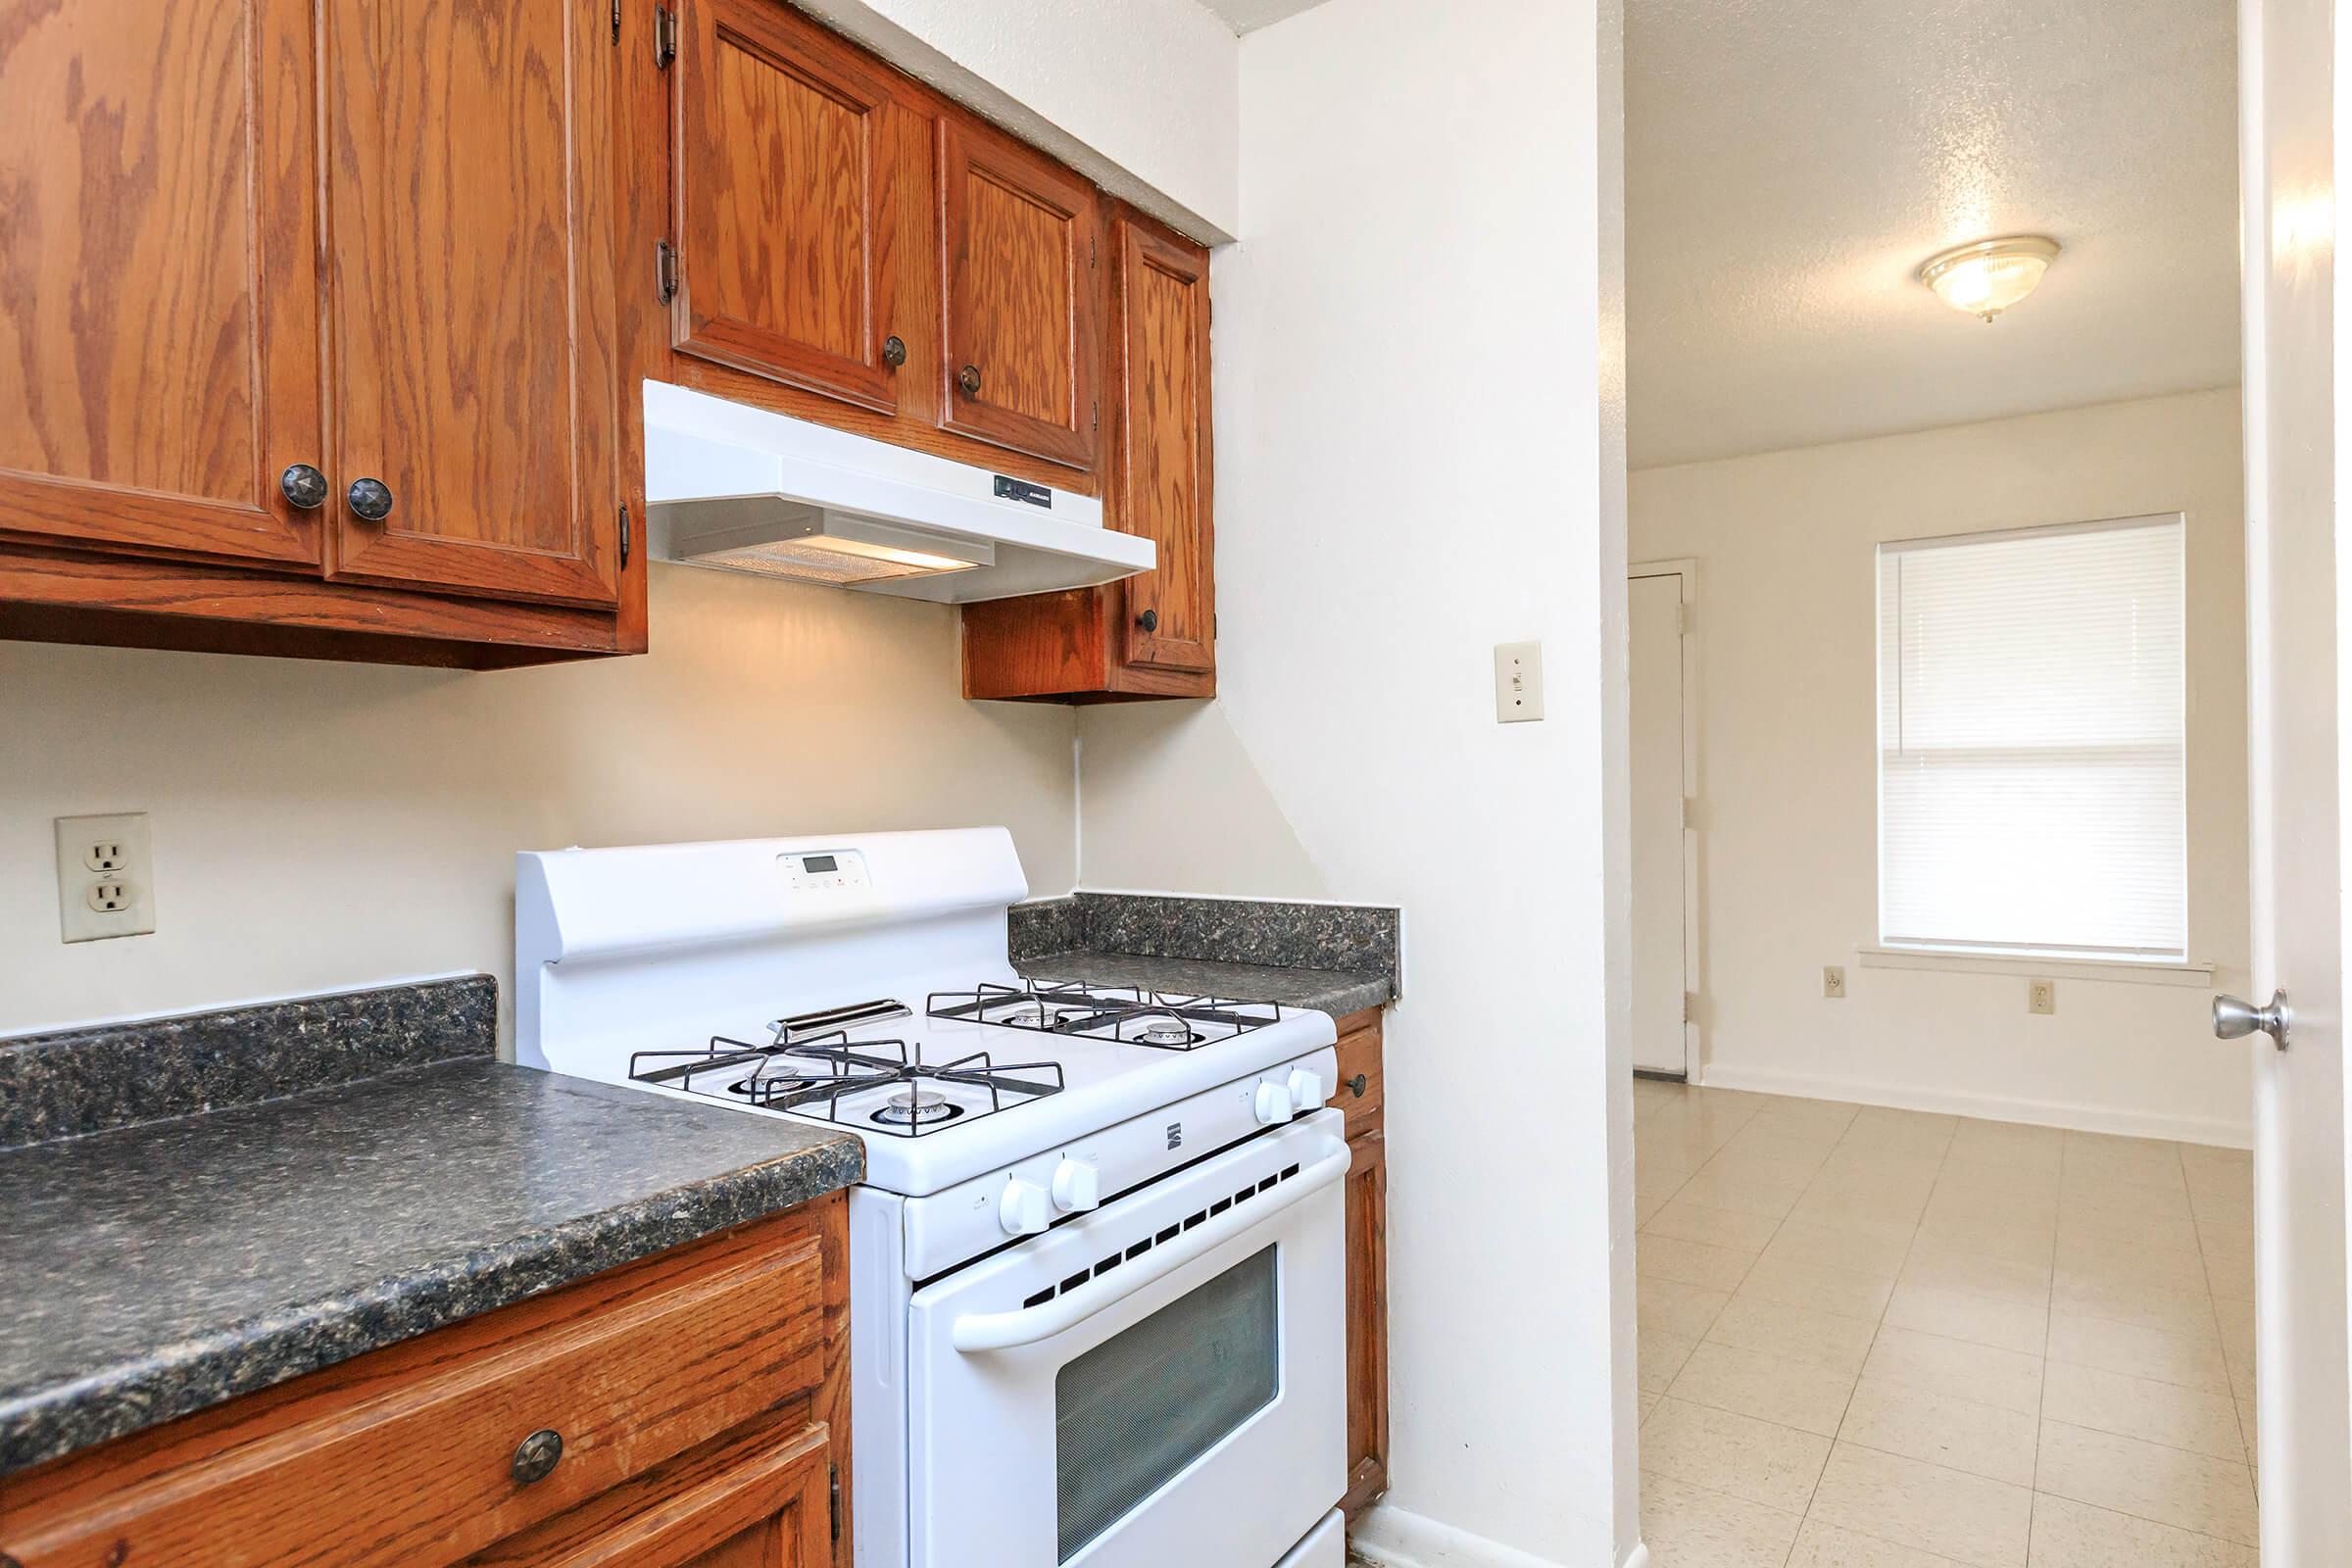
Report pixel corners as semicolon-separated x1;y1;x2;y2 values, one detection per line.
951;1138;1350;1353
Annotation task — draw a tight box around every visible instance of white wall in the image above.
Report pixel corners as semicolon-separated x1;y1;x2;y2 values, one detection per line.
1080;1;1633;1561
802;0;1242;241
1630;388;2254;1146
0;566;1075;1041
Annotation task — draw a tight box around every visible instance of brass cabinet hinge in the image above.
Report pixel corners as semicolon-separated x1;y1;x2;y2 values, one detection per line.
654;5;677;68
656;239;679;304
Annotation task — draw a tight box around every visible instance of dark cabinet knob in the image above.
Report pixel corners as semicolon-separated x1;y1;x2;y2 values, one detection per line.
512;1428;564;1484
1348;1073;1368;1098
957;364;982;398
346;477;395;523
1136;607;1159;634
881;334;907;368
279;464;328;510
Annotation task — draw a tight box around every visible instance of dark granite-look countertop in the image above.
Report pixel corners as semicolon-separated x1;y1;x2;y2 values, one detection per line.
1017;950;1392;1019
0;1058;861;1477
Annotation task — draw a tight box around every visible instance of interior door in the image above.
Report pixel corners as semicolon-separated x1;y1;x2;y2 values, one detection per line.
671;0;911;416
1630;568;1692;1077
937;119;1101;472
321;0;621;607
1110;217;1215;673
0;0;323;570
2239;0;2351;1556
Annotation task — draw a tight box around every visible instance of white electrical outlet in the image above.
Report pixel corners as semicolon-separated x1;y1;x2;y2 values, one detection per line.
56;812;155;943
2029;978;2056;1015
1494;641;1544;722
1823;965;1846;999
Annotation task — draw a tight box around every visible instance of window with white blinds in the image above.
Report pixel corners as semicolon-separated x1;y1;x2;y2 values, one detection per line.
1877;516;2186;960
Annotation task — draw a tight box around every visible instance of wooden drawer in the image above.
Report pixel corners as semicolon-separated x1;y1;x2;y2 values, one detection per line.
0;1205;835;1568
1334;1013;1384;1139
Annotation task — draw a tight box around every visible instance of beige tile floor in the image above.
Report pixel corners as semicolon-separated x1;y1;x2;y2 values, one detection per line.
1634;1078;2259;1568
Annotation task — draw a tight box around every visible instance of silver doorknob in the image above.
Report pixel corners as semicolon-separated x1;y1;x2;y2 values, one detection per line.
2214;990;2290;1050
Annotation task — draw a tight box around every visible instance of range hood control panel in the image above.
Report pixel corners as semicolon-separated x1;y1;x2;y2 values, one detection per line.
781;850;870;893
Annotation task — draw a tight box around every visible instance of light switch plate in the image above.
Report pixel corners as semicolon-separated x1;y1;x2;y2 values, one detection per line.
1494;641;1544;722
56;812;155;943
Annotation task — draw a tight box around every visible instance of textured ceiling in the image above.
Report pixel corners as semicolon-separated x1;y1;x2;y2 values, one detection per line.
1193;0;1331;34
1628;0;2240;467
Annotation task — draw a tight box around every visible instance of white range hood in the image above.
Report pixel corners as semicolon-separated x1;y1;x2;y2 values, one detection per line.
643;382;1152;603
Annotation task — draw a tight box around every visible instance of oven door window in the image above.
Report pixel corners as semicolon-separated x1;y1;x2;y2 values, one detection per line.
1054;1245;1281;1561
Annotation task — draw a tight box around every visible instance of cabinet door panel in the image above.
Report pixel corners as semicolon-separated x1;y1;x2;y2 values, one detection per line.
937;120;1098;471
673;0;909;415
322;0;620;607
1111;219;1214;673
0;0;321;568
1344;1127;1390;1517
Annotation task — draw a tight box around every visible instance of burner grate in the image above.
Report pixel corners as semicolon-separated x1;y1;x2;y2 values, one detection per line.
926;980;1279;1052
628;1028;1064;1138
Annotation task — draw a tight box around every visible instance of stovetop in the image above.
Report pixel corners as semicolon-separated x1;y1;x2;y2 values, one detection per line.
628;982;1289;1138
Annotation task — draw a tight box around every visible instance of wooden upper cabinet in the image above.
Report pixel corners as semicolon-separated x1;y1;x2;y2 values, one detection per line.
937;119;1101;473
670;0;914;416
0;0;323;570
1110;217;1214;674
320;0;621;609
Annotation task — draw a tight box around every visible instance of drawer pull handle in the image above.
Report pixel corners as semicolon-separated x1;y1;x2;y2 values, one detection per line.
346;476;395;522
882;333;907;368
1347;1073;1368;1098
512;1428;564;1485
957;363;982;398
279;463;328;510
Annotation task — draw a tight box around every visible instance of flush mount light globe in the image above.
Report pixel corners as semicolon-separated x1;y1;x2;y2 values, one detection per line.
1917;235;2062;322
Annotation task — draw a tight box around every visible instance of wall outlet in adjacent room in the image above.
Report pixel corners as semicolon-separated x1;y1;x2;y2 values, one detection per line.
2028;978;2056;1015
1494;641;1544;722
1822;965;1846;999
55;812;155;943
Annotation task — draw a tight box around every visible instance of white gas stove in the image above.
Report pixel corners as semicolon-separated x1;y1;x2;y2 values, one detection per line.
514;829;1348;1568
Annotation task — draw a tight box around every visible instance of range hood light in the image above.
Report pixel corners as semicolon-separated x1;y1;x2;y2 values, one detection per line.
661;499;995;587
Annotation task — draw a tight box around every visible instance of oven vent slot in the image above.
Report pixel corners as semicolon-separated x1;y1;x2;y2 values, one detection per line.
1022;1162;1302;1307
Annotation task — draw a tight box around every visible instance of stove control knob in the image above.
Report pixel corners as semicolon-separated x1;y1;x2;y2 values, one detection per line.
1000;1177;1052;1236
1051;1157;1102;1213
1285;1067;1326;1112
1252;1079;1295;1127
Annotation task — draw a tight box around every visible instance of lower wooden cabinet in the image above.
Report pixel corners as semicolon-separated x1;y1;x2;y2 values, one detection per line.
1335;1010;1390;1520
0;1196;850;1568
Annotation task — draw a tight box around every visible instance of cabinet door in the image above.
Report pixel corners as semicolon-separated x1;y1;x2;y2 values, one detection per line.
0;0;323;569
321;0;621;607
1343;1127;1390;1518
672;0;913;415
1110;218;1214;674
937;120;1100;471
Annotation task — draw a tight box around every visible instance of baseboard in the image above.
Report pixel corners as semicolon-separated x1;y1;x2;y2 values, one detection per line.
1694;1061;2252;1150
1346;1503;1587;1568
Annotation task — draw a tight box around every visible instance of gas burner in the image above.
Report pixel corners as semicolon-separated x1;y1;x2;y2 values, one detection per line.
627;1031;1064;1138
1131;1015;1202;1048
873;1088;962;1127
928;981;1281;1052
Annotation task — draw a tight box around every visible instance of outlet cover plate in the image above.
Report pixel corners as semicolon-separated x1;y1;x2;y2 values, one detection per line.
2028;978;2056;1015
56;812;154;943
1823;965;1846;999
1494;641;1544;722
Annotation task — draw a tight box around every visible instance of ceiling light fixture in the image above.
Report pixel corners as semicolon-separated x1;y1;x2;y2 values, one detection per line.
1917;235;2062;322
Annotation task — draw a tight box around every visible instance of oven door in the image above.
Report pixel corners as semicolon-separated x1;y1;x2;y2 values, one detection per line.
906;1110;1348;1568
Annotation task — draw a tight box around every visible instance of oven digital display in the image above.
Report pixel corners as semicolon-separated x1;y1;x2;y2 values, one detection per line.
803;855;838;873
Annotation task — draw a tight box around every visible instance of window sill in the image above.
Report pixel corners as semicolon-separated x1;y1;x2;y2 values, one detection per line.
1855;947;2214;988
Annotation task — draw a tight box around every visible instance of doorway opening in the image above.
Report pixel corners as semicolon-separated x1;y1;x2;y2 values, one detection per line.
1619;0;2273;1559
